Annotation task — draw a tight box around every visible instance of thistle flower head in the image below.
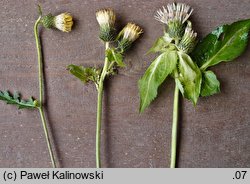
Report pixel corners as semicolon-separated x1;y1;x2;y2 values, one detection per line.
117;23;143;52
178;21;197;54
155;3;193;25
121;23;143;42
96;8;116;27
54;13;73;32
41;13;73;33
96;8;116;42
155;3;193;39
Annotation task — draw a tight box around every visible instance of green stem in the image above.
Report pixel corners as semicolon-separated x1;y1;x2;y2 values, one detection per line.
96;42;110;168
107;61;115;72
34;17;56;168
170;83;179;168
200;63;208;71
34;17;43;103
38;107;56;168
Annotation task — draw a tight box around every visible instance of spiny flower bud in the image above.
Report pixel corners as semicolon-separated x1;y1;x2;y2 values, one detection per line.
96;8;116;42
155;3;193;40
178;21;197;54
117;23;143;53
41;13;73;32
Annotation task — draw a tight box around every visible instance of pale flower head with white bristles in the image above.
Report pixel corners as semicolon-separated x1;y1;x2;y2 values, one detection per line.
96;8;116;42
117;23;143;52
96;8;116;27
54;13;73;32
154;3;193;39
121;23;143;42
41;12;73;33
155;3;193;25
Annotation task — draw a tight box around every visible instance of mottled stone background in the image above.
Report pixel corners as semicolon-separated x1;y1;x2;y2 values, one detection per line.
0;0;249;168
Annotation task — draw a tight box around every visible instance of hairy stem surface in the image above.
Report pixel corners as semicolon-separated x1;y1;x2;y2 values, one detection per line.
34;17;56;168
96;42;110;168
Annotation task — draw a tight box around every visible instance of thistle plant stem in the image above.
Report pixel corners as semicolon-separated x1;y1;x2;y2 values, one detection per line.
96;42;110;168
34;17;56;168
107;61;115;72
38;107;56;168
170;83;179;168
200;63;208;71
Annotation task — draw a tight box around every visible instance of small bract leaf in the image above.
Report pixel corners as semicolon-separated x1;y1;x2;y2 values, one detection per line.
106;48;125;67
147;36;171;54
68;64;100;84
175;77;184;95
200;70;220;97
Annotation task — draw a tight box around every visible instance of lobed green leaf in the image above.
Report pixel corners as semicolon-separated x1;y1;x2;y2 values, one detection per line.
67;64;100;84
0;91;38;109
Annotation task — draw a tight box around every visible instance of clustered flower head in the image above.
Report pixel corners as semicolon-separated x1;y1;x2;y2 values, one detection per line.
96;8;143;53
155;2;197;53
155;3;193;41
41;12;73;32
96;8;116;42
